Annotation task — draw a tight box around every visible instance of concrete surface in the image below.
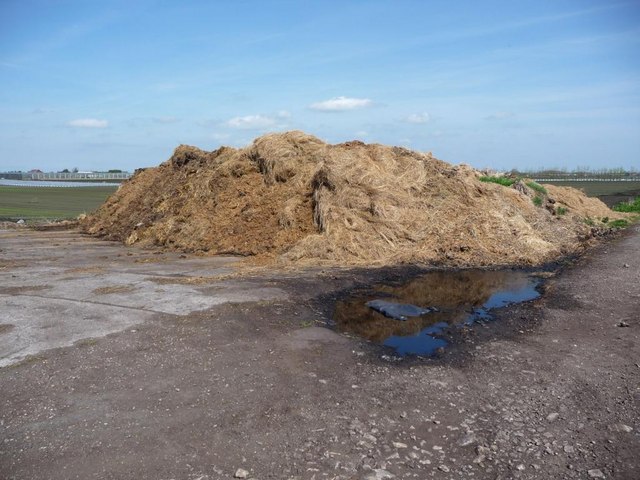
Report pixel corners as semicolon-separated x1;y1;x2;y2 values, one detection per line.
0;229;286;367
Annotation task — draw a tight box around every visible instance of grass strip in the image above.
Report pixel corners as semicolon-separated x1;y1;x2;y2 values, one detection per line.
0;186;116;220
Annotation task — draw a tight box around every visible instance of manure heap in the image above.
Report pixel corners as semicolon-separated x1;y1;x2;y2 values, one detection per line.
83;131;622;267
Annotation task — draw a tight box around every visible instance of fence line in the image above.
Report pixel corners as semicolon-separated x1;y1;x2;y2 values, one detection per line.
1;172;131;181
0;179;121;188
532;178;639;182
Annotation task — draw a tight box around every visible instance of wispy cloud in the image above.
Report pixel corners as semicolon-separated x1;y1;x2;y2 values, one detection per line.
485;111;515;120
2;9;124;67
68;118;109;128
150;82;179;92
226;114;277;129
409;2;634;49
211;132;231;142
152;116;179;124
310;96;373;111
238;31;288;47
404;112;430;124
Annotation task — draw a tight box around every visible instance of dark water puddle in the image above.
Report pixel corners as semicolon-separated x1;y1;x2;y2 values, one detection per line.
333;269;542;357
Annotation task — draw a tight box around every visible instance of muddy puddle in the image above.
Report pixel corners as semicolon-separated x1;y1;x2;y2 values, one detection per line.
333;269;542;356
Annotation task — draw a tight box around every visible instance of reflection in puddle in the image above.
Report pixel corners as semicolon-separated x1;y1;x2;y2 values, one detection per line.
333;270;541;356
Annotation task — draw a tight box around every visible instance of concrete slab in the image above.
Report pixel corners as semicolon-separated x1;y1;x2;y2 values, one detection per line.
0;229;287;366
0;295;154;367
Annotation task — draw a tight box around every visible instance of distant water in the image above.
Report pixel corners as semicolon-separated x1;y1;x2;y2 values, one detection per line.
0;179;121;188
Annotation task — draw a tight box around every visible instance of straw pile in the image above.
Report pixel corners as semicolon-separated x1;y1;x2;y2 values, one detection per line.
82;131;624;267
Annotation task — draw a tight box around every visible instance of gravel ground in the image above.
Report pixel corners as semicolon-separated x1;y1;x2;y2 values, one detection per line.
0;226;638;479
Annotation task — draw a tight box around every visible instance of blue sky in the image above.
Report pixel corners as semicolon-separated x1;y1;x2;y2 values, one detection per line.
1;0;639;172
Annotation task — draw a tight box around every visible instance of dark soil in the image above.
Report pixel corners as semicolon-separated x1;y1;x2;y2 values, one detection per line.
1;226;639;479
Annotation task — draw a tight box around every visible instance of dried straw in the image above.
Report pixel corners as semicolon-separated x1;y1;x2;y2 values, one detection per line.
82;131;626;268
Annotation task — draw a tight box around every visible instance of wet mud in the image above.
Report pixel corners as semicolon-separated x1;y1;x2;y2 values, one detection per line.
333;269;543;356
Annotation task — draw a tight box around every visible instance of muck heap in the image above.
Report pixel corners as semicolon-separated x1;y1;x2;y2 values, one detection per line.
82;131;624;267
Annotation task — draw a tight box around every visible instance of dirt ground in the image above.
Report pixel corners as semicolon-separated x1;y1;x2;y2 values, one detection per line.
0;226;638;479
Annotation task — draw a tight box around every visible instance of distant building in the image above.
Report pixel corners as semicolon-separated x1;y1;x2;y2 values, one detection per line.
0;170;132;182
0;172;24;180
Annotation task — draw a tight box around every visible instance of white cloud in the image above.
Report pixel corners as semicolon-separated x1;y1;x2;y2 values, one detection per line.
310;96;373;111
404;112;430;124
68;118;108;128
226;114;277;129
276;110;291;119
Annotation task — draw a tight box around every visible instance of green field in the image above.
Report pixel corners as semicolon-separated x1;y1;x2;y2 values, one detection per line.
538;181;640;208
537;181;640;197
0;186;116;221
